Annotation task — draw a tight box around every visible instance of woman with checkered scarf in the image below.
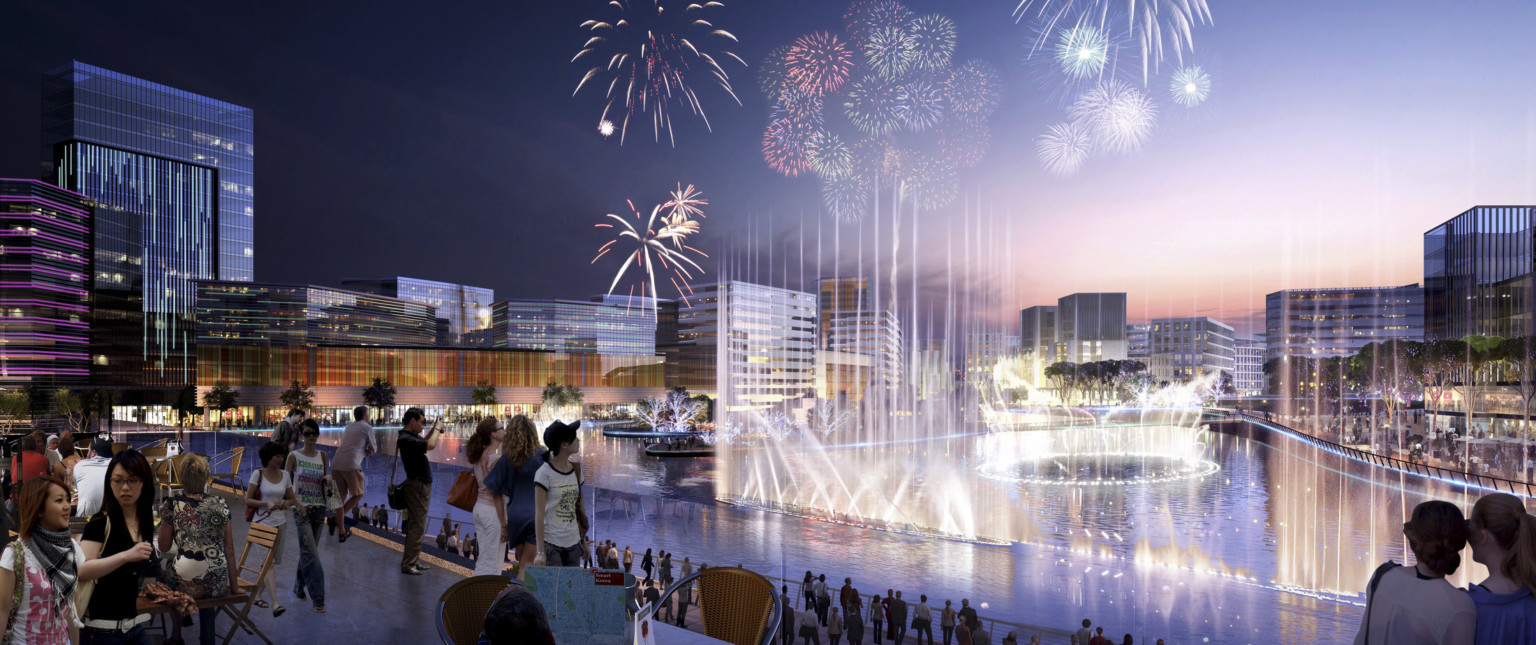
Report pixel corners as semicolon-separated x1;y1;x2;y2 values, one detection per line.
0;476;87;644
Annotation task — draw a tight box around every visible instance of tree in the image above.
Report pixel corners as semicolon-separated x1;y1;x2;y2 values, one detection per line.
363;377;397;423
0;391;28;433
279;380;315;412
55;388;91;434
1499;336;1536;476
1421;338;1466;437
201;381;239;428
1044;362;1079;404
170;385;203;430
1459;335;1505;437
471;380;497;406
1353;340;1424;451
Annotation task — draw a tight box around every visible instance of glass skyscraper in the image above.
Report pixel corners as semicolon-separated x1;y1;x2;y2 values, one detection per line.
1264;284;1424;359
195;281;440;348
1424;206;1536;339
41;61;253;386
341;277;494;345
491;299;657;355
0;180;94;386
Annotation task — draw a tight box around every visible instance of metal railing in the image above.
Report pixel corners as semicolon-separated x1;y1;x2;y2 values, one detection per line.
1210;409;1536;497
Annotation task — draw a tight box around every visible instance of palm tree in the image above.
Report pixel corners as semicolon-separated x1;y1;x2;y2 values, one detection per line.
471;380;497;407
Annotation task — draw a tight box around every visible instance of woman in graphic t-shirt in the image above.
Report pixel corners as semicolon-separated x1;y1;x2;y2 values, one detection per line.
531;420;585;567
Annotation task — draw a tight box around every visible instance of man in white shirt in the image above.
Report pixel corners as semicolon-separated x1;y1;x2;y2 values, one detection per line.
331;405;377;541
72;439;114;517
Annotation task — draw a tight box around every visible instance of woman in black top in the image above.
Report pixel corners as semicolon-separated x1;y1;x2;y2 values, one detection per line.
78;449;157;645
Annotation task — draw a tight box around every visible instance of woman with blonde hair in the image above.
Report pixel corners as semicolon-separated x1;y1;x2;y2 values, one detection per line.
484;414;545;578
159;453;234;643
1467;492;1536;643
466;416;506;577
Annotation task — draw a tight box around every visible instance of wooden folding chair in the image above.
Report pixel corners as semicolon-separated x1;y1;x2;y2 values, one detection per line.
221;523;279;645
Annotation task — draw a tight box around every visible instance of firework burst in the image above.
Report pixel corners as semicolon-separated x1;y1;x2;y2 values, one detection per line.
1170;65;1211;107
598;119;615;138
661;183;707;226
808;131;855;181
593;195;709;313
851;138;906;187
908;14;957;72
945;60;1002;118
758;45;792;99
784;32;855;97
864;25;916;80
844;0;913;50
770;87;825;127
762;118;819;177
896;78;946;132
823;177;870;222
1071;79;1157;154
573;0;746;146
1013;0;1212;82
843;75;904;135
1035;120;1093;176
1054;25;1108;78
902;153;959;211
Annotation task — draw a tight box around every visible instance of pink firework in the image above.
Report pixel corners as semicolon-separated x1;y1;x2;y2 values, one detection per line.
763;118;818;177
784;32;855;97
843;0;912;51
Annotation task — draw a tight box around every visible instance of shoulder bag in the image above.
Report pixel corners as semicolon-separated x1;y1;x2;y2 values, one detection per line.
386;434;406;510
446;460;480;513
77;517;110;616
244;479;262;522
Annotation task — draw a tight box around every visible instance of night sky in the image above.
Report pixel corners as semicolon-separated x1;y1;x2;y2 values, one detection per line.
6;0;1536;335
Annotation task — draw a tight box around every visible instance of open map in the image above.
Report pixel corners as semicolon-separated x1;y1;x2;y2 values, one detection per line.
522;566;629;645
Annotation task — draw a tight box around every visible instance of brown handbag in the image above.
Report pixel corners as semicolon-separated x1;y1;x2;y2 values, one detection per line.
445;463;479;513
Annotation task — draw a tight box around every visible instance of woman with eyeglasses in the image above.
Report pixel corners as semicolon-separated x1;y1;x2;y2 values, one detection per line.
466;416;507;577
78;450;158;645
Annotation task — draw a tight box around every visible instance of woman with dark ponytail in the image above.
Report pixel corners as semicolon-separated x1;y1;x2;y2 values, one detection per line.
1354;500;1476;645
1466;492;1536;643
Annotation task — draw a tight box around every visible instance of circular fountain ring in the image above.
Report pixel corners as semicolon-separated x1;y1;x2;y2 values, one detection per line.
980;452;1220;486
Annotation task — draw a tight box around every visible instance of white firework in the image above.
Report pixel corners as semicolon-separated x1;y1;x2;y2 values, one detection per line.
598;119;615;137
1014;0;1212;82
1054;26;1107;78
1170;65;1211;107
1036;120;1093;176
1070;79;1157;154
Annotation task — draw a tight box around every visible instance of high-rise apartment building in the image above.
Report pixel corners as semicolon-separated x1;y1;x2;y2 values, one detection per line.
1019;305;1057;359
42;61;253;386
1424;206;1536;339
1234;336;1265;396
1264;285;1424;360
964;332;1019;382
0;180;94;386
817;277;903;393
1147;317;1235;383
677;281;817;411
1054;293;1128;363
1127;323;1151;360
342;277;493;345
